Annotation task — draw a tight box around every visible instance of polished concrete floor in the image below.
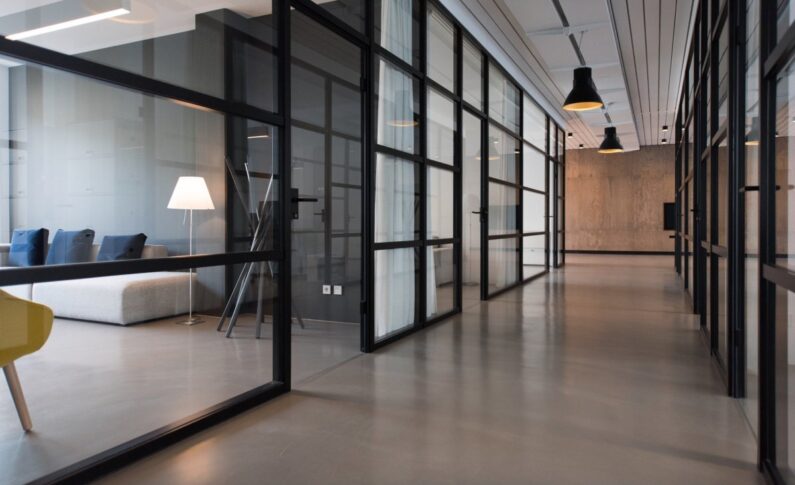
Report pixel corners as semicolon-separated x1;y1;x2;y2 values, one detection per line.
95;256;763;484
1;314;359;485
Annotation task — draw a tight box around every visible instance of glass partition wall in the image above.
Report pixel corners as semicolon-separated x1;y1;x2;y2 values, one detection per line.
0;0;564;480
368;0;558;347
0;2;290;483
674;0;795;481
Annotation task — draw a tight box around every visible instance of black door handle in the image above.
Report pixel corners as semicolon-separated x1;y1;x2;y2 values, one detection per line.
290;188;319;219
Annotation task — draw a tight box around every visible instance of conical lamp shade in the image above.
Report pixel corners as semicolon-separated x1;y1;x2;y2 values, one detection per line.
598;127;624;154
745;117;759;146
563;67;604;111
168;176;215;210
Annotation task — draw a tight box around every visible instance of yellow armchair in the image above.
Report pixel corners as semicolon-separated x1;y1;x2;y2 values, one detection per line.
0;289;53;432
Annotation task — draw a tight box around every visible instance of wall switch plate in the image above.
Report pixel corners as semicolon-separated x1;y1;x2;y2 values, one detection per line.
333;285;343;296
322;285;331;295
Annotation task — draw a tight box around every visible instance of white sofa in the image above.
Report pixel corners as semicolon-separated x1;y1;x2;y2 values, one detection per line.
0;244;195;325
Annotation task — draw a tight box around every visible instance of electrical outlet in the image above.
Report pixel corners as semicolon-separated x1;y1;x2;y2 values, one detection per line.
322;285;331;295
333;285;343;296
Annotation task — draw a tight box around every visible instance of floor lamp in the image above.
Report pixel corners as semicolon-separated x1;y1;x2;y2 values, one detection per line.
168;176;215;325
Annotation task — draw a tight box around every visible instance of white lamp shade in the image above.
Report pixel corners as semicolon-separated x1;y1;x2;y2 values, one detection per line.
167;176;215;210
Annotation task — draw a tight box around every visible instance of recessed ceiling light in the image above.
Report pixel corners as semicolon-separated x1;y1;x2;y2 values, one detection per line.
662;125;669;132
5;0;131;41
567;132;573;138
578;144;584;149
661;138;667;143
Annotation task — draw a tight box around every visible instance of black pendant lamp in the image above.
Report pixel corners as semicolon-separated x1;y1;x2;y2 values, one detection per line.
563;67;604;111
598;127;624;154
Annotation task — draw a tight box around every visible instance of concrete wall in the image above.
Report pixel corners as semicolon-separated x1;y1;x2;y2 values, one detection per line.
564;145;675;252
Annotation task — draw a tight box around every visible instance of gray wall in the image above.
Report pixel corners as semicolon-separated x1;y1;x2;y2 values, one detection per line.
564;145;675;252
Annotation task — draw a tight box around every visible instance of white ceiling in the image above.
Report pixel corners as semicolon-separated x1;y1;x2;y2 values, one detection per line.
0;0;696;151
462;0;696;151
0;0;276;55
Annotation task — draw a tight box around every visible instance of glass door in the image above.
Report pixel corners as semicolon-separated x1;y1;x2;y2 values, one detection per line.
290;9;364;375
463;109;484;300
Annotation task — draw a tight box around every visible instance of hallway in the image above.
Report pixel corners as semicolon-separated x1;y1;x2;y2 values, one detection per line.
98;256;762;484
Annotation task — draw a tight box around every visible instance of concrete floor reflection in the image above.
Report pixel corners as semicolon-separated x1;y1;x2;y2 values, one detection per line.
99;256;762;484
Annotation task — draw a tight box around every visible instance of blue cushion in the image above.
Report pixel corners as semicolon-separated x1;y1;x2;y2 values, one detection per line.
8;228;49;267
97;234;147;261
45;229;95;265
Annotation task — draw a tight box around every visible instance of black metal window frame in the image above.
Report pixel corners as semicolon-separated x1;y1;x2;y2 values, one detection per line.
0;1;303;482
675;0;795;482
758;0;795;482
550;125;566;268
0;0;567;479
365;0;561;349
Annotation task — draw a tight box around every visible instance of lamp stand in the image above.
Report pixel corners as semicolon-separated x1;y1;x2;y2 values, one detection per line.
178;208;203;325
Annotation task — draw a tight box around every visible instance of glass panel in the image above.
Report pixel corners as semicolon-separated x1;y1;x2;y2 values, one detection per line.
375;0;420;68
717;140;728;247
523;191;545;233
488;182;518;236
743;0;760;434
523;144;545;191
427;88;455;165
687;182;694;298
489;124;519;183
462;111;481;286
0;57;280;256
488;63;519;133
777;0;795;43
376;58;420;154
774;286;795;480
0;55;282;480
311;0;365;32
548;160;556;237
705;65;711;145
374;154;419;243
706;157;711;242
718;23;729;128
718;256;728;364
291;10;363;332
522;234;544;279
557;197;563;232
775;58;795;270
0;1;278;112
427;243;455;317
427;4;456;93
705;254;711;331
375;247;418;340
2;261;279;482
687;180;693;236
488;237;517;292
427;166;454;239
523;97;545;149
462;38;483;109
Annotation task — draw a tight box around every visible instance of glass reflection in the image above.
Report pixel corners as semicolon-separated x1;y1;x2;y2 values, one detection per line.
427;243;455;317
375;154;418;243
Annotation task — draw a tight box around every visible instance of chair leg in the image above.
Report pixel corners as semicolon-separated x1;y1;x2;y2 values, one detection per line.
3;362;32;432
